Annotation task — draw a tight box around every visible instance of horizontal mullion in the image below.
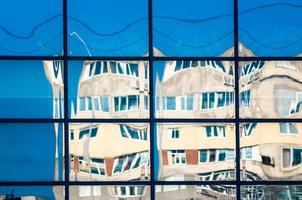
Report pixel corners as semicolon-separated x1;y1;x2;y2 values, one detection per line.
155;181;236;185
0;181;65;186
153;57;235;61
154;118;235;123
0;56;64;60
68;56;149;61
1;56;301;61
0;118;64;123
69;181;151;185
240;180;302;185
69;118;150;123
238;56;302;61
239;118;302;123
1;118;302;123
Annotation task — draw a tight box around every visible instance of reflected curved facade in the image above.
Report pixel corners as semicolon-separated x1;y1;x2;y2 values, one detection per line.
240;123;302;180
72;60;149;119
157;123;235;181
239;59;302;118
69;123;150;181
156;185;236;200
155;59;234;119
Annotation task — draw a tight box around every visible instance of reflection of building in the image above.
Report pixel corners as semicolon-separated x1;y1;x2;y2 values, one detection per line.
155;60;234;118
69;123;150;181
156;185;236;200
241;185;302;200
240;123;302;180
43;60;64;119
43;60;64;181
72;60;149;118
157;123;235;181
239;60;302;118
69;185;150;200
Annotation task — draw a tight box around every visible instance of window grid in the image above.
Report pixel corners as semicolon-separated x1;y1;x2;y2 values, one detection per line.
0;0;301;199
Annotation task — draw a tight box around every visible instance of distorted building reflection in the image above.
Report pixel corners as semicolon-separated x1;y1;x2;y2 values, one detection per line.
69;123;150;181
71;60;149;119
240;123;302;180
241;185;302;200
156;185;236;200
239;60;302;118
155;59;235;118
69;185;150;200
157;123;235;181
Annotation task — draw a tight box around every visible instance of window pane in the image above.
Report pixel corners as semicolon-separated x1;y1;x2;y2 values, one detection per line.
69;61;149;119
166;97;176;110
68;0;148;56
154;61;235;118
187;95;193;110
241;122;302;181
200;150;207;163
0;123;64;181
241;185;302;200
156;123;235;181
0;1;62;56
128;95;139;110
0;61;64;118
239;61;302;118
239;0;302;56
153;0;234;56
0;186;64;199
69;123;150;181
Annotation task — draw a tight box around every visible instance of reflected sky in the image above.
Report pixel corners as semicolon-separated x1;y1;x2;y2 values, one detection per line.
68;0;148;56
0;1;302;56
0;186;56;200
0;123;63;181
0;0;62;55
153;0;234;56
0;61;53;118
239;0;302;56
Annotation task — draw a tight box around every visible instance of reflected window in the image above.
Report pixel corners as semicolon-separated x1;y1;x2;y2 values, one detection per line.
169;128;179;139
280;123;298;134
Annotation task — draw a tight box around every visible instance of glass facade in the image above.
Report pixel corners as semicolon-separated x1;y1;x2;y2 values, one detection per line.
0;0;301;199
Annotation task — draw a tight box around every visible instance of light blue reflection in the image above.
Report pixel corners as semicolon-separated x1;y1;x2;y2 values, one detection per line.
0;0;62;55
0;123;63;181
239;0;302;56
0;186;55;200
153;0;234;56
68;0;148;56
0;61;53;118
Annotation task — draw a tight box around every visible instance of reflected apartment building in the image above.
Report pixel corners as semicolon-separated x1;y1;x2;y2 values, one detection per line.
239;58;302;118
67;60;150;181
43;60;150;199
157;123;236;181
156;185;236;200
71;60;149;119
69;185;150;200
240;123;302;181
155;59;235;118
241;185;302;200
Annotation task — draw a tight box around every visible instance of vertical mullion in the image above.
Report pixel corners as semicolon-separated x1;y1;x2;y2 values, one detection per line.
148;0;155;199
63;0;69;199
233;0;240;198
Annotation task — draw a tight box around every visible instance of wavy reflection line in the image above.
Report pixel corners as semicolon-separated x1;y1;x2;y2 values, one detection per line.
68;16;147;37
0;2;301;40
154;29;233;48
0;14;61;39
240;26;302;49
69;32;148;53
239;2;302;14
0;33;62;54
153;14;232;24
